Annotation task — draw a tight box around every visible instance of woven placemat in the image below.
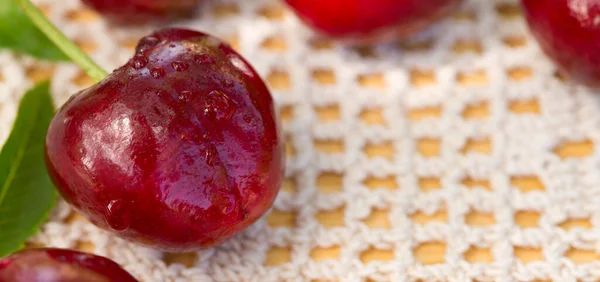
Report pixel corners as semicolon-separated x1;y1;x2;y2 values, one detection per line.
2;0;600;281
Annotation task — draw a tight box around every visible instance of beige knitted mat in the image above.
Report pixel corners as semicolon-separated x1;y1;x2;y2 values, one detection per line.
2;0;600;281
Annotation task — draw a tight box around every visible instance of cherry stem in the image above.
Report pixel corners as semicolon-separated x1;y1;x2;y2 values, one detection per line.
15;0;108;83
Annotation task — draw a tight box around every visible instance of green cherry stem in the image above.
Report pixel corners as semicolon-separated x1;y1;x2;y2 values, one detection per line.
15;0;108;83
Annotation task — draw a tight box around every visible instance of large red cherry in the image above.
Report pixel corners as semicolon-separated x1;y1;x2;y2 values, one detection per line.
0;248;137;282
45;28;285;252
522;0;600;88
284;0;463;43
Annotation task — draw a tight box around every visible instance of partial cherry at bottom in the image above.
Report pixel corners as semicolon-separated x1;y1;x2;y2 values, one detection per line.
0;248;138;282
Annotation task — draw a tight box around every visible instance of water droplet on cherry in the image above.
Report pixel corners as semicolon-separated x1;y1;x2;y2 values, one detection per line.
194;54;216;65
136;36;159;53
222;79;234;88
171;61;189;72
205;144;218;166
178;90;192;102
130;54;148;69
220;194;235;214
150;67;165;79
203;90;237;122
106;199;131;231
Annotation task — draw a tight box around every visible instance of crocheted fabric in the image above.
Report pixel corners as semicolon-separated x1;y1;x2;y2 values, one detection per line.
2;0;600;281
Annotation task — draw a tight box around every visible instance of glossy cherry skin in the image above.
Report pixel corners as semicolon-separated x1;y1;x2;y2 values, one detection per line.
45;29;285;252
0;248;137;282
284;0;463;43
522;0;600;88
81;0;200;23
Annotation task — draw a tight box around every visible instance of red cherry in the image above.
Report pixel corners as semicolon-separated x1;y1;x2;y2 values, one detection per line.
522;0;600;88
45;29;285;252
0;248;137;282
284;0;463;43
81;0;200;23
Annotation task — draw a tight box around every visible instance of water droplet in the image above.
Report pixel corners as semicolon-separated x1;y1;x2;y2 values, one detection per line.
63;116;73;125
205;144;218;166
150;67;165;79
105;199;131;231
136;36;159;53
221;79;234;88
178;90;192;102
203;90;237;122
194;54;216;65
219;194;235;214
130;54;148;69
171;61;189;72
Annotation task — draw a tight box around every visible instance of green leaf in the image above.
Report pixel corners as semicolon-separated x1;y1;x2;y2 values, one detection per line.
0;81;57;257
0;1;68;61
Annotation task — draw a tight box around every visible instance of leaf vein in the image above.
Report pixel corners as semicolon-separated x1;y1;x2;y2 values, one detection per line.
0;96;42;206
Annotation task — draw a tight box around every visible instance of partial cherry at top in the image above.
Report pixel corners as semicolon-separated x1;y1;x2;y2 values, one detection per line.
284;0;463;44
521;0;600;89
81;0;200;23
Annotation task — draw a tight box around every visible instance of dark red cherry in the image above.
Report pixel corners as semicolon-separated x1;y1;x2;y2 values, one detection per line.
284;0;463;43
81;0;200;23
0;248;137;282
45;28;285;252
522;0;600;88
